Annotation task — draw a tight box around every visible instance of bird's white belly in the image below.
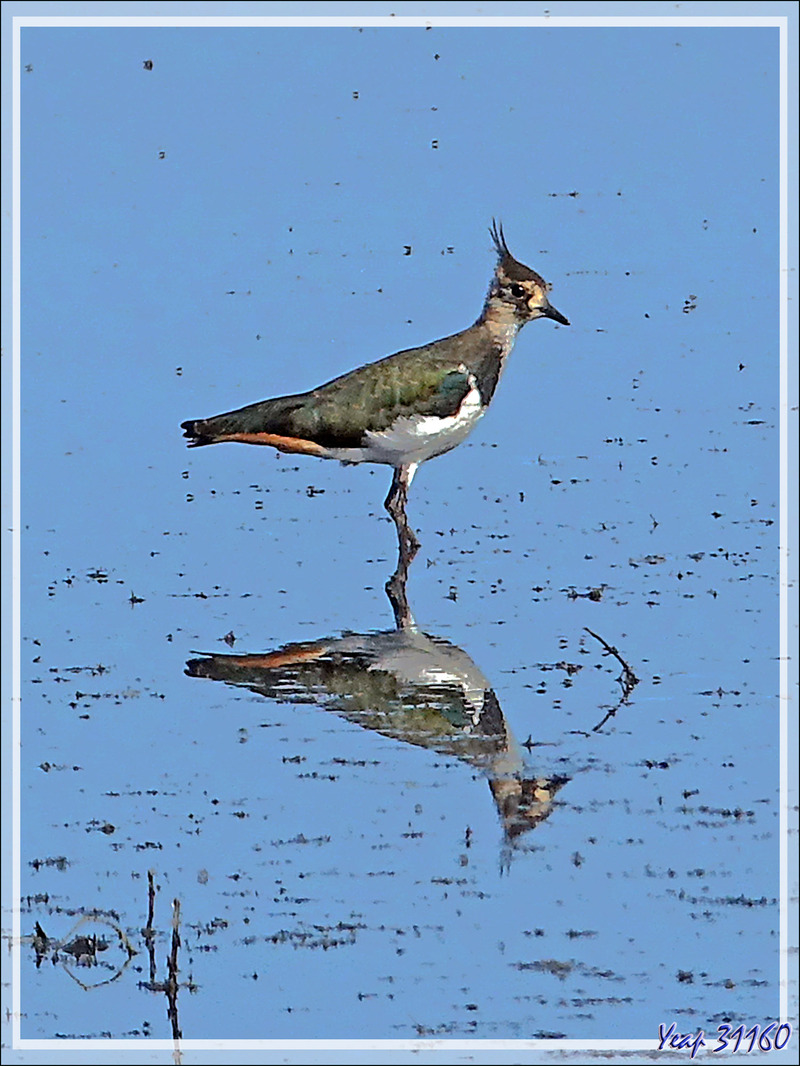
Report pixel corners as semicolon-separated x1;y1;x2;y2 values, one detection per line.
326;382;484;467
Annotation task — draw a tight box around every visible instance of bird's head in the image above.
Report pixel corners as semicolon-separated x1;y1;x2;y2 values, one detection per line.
486;220;569;327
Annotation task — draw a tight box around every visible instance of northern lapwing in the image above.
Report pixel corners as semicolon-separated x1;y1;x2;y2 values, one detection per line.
181;222;569;565
186;626;571;843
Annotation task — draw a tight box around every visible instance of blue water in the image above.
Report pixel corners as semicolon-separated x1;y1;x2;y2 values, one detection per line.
15;19;783;1056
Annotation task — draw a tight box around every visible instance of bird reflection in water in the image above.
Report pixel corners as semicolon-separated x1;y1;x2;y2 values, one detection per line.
186;556;571;845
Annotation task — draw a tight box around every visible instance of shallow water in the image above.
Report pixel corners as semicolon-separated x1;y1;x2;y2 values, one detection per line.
14;19;784;1057
20;349;780;1043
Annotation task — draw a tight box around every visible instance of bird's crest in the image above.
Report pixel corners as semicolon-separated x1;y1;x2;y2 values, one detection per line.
490;219;547;287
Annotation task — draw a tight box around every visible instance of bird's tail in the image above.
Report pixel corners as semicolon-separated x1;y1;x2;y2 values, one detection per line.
181;394;295;447
181;395;330;454
180;417;221;447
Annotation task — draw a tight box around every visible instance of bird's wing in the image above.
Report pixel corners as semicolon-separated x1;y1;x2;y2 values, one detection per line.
183;345;473;449
304;356;474;440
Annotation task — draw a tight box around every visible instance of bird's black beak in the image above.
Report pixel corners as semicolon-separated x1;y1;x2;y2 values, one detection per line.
543;303;570;326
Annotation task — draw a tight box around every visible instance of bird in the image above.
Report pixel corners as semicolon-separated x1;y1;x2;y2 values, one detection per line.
181;221;569;566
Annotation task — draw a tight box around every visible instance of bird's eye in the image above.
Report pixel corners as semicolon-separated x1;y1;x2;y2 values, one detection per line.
509;283;525;298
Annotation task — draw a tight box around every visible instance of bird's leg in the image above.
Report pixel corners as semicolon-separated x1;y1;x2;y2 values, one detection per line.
384;464;420;567
386;559;413;630
384;464;419;629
